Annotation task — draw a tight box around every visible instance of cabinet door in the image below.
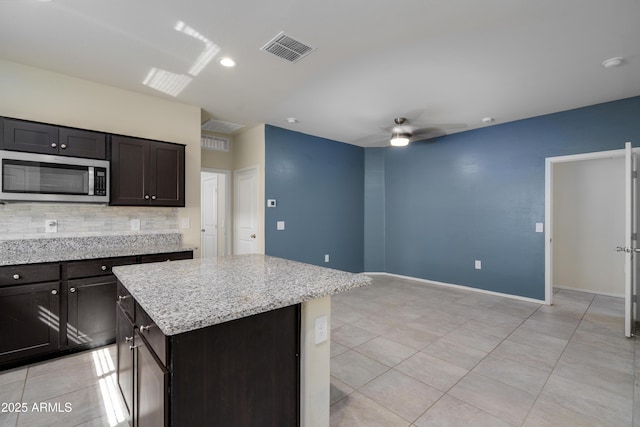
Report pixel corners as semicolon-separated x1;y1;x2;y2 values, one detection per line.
148;142;185;207
1;118;58;154
0;282;60;364
67;276;117;345
135;331;168;427
110;136;148;206
58;128;106;159
117;305;135;422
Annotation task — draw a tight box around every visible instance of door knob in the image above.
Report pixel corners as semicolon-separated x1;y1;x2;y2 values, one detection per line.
250;234;256;239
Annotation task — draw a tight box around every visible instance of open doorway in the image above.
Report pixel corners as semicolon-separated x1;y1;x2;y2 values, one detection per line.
201;169;231;258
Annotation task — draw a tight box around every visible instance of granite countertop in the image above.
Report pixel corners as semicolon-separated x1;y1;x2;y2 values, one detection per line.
112;254;372;336
0;234;196;266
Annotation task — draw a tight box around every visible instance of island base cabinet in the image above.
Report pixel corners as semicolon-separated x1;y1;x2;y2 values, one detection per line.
171;304;300;427
135;331;169;427
116;306;134;426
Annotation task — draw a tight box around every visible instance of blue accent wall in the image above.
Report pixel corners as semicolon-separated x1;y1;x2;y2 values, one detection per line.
265;125;364;272
370;96;640;300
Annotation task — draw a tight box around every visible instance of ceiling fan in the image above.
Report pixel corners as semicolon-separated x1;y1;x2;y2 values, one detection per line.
389;117;447;147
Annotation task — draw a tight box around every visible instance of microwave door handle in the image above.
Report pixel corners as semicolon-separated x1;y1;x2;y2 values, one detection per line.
88;166;95;196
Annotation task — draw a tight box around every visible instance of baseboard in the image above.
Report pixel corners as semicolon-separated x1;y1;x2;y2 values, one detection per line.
364;271;547;305
554;285;623;299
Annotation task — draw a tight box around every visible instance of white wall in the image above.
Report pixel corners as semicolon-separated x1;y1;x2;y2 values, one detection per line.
0;59;201;253
553;157;625;296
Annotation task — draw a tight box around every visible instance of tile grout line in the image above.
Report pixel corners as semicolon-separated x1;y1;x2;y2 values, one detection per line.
519;292;595;426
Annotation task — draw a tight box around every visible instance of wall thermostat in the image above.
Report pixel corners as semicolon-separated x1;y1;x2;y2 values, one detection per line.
267;199;277;207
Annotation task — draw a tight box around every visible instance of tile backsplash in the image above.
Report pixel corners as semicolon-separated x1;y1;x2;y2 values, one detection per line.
0;203;178;239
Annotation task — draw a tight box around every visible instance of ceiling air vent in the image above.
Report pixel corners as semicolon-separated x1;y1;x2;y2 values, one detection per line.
201;135;229;152
260;31;315;63
201;119;245;134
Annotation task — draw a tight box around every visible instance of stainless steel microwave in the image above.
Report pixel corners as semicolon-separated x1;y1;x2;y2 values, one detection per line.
0;150;109;203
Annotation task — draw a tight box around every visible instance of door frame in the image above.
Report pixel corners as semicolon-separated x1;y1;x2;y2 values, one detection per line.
201;167;231;256
545;148;637;305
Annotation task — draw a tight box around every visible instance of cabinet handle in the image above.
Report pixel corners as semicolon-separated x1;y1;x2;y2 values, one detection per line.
69;287;76;293
125;336;133;343
151;195;157;200
101;265;107;271
118;295;131;302
139;325;151;333
144;195;150;200
60;143;67;149
51;143;57;148
129;345;139;351
12;274;20;280
51;289;58;295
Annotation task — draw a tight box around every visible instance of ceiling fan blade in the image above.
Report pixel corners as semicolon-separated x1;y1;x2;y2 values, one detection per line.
410;127;448;141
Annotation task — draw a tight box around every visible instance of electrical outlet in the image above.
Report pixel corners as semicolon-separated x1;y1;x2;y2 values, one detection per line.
475;260;482;270
314;315;328;344
277;221;285;230
325;254;330;263
45;219;57;233
181;218;190;229
131;219;141;231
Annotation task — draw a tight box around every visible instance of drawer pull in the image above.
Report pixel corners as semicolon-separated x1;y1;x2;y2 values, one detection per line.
69;287;76;293
139;325;152;333
51;289;58;295
101;265;107;271
12;274;20;280
51;143;57;148
129;345;139;351
118;295;131;302
125;336;133;343
60;143;67;149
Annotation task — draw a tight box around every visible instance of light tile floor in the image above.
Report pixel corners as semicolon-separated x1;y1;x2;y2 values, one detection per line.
330;275;638;427
0;274;636;427
0;345;128;427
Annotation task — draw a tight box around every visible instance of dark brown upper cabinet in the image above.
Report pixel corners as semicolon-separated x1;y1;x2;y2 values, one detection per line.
0;117;106;159
110;135;185;207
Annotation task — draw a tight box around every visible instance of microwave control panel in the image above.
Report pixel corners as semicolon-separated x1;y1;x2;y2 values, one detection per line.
94;168;107;196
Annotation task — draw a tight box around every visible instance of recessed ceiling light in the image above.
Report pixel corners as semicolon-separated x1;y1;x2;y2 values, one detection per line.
602;57;623;68
482;117;494;124
286;118;298;124
219;57;236;68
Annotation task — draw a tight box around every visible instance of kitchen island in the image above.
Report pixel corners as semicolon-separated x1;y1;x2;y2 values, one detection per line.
112;254;371;427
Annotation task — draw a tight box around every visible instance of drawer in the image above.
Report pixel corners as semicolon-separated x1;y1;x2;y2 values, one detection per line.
0;263;60;286
116;281;134;320
139;251;193;264
135;302;168;366
66;256;137;279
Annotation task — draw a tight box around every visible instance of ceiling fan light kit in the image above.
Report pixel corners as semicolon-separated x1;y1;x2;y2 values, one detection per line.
390;132;410;146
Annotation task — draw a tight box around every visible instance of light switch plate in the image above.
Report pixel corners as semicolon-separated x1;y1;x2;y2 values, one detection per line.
475;260;482;270
131;219;141;231
535;222;544;233
181;218;190;229
325;254;330;263
277;221;285;230
314;315;328;344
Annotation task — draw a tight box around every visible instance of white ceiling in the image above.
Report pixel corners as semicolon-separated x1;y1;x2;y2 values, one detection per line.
1;0;639;147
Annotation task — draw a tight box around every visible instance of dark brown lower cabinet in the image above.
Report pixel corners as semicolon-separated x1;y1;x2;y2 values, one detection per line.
135;330;169;427
0;282;60;364
116;306;134;425
67;276;117;345
117;294;300;427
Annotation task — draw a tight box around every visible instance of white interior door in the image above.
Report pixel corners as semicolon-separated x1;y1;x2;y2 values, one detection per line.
623;142;637;337
234;167;258;255
201;173;218;258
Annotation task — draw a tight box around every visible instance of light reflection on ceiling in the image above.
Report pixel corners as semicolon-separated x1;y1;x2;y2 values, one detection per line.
143;20;221;97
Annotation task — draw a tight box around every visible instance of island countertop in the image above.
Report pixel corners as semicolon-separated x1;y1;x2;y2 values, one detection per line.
112;254;371;336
